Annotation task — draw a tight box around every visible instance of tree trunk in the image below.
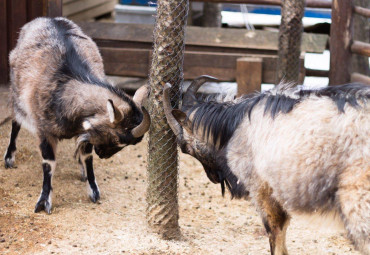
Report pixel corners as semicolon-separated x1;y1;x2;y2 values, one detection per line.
276;0;305;84
146;0;189;240
202;3;222;27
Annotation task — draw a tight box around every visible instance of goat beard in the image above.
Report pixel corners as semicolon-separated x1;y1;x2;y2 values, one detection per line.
218;171;232;198
74;133;91;159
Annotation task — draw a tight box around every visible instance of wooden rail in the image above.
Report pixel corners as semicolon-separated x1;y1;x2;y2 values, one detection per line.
353;6;370;18
190;0;332;8
351;40;370;57
351;72;370;85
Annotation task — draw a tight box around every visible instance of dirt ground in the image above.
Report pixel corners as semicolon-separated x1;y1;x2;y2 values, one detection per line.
0;86;359;255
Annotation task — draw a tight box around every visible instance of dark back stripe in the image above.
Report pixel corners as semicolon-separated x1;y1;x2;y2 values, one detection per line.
187;83;369;149
51;18;137;110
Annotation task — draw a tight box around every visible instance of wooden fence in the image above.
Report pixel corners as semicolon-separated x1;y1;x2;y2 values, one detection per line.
0;0;62;85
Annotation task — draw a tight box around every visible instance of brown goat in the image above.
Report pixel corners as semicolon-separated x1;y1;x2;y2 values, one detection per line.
4;17;150;214
164;76;369;255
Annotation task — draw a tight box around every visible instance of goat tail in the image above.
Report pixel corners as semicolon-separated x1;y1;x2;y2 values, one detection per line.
0;115;11;127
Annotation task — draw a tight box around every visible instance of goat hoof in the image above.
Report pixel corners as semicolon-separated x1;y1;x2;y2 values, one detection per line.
4;158;15;169
89;191;100;203
80;176;87;182
34;198;52;214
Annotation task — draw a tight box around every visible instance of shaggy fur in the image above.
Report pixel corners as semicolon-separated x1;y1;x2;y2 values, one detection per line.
168;80;370;255
4;17;149;214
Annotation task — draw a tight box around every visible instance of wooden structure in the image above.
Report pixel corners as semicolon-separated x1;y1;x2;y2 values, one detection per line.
329;0;370;85
78;22;326;94
63;0;117;21
0;0;62;85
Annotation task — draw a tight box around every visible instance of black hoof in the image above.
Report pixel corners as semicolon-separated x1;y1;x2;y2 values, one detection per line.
80;175;87;182
34;198;52;214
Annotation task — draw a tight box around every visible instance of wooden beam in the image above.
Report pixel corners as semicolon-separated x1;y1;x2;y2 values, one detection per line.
78;22;328;53
45;0;62;17
329;0;353;85
305;68;329;77
7;0;28;50
353;6;370;18
351;72;370;85
100;48;151;78
99;47;305;84
0;0;8;84
63;0;108;17
236;57;262;96
189;0;332;8
351;40;370;57
67;1;116;21
27;0;44;20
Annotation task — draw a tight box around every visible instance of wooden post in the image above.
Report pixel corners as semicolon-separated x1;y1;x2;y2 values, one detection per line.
0;0;8;84
236;57;262;96
0;0;62;86
147;0;189;240
329;0;353;85
45;0;63;17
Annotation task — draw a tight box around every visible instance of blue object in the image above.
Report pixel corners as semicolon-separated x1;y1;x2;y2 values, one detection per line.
120;0;157;6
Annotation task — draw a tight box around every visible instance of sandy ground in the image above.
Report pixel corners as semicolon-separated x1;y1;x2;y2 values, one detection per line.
0;86;360;255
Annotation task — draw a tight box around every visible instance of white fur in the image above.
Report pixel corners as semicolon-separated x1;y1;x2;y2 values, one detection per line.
82;120;92;130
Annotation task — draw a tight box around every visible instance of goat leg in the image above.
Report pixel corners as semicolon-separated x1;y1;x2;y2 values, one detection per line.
257;183;290;255
35;137;57;214
4;120;21;168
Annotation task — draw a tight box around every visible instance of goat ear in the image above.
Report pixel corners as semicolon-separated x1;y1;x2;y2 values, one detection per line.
82;120;92;130
107;99;123;124
172;109;192;129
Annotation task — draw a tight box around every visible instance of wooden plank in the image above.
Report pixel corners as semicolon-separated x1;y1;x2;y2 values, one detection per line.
7;0;28;50
189;0;332;8
63;0;77;4
63;0;108;16
351;40;370;57
329;0;353;85
353;6;370;18
27;0;44;20
306;68;329;77
100;48;151;78
351;72;370;85
99;48;305;84
78;22;328;53
46;0;63;17
67;0;116;21
236;57;262;96
0;0;8;84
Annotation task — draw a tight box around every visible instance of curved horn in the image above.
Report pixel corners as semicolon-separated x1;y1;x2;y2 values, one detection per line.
163;83;183;137
133;85;150;106
131;106;151;138
182;75;218;107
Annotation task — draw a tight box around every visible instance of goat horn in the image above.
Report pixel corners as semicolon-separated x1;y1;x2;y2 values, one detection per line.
133;85;150;107
182;75;218;107
131;106;151;138
163;83;183;137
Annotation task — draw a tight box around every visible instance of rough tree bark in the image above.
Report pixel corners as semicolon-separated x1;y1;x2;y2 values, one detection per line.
146;0;189;240
276;0;305;84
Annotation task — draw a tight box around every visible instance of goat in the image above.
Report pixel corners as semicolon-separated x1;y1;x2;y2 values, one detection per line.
3;17;151;214
163;76;370;255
